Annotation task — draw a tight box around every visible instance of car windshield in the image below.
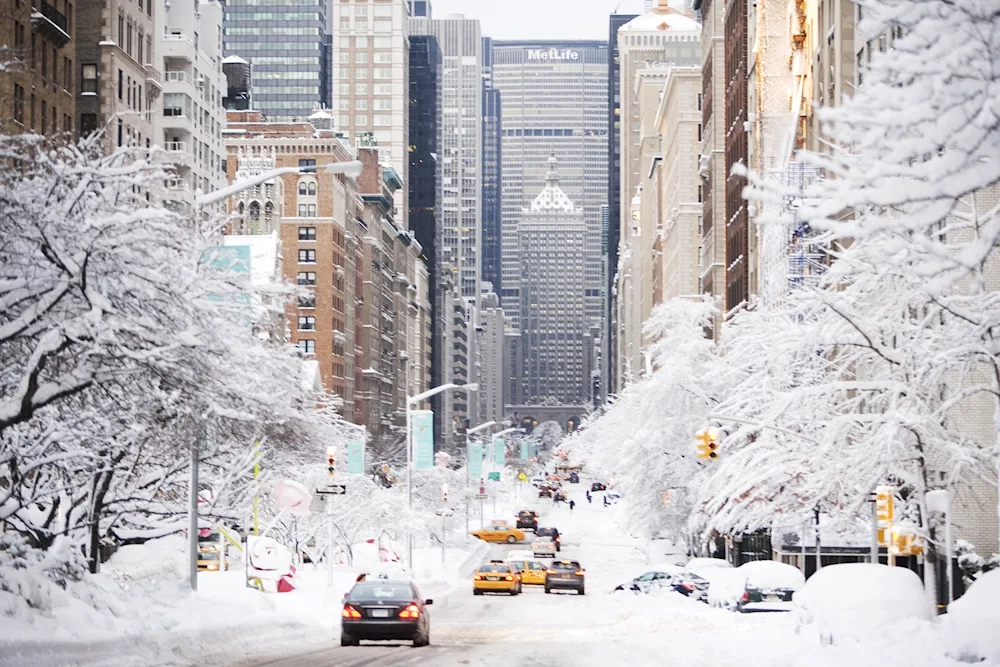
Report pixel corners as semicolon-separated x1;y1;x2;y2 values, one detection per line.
551;561;581;571
199;552;219;561
350;583;413;600
509;560;526;570
478;564;510;573
537;528;557;536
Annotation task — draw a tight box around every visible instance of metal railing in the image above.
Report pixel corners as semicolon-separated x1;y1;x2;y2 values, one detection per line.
164;70;192;84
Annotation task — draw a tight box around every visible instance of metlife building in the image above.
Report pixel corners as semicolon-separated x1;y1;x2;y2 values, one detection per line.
490;41;609;383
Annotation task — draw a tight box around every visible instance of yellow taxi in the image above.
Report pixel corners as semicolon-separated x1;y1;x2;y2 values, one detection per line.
469;523;526;544
473;561;521;596
506;558;547;585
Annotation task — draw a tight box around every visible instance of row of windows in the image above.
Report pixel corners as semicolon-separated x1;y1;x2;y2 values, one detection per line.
255;70;321;80
224;11;321;20
11;85;72;135
226;26;321;35
223;41;324;51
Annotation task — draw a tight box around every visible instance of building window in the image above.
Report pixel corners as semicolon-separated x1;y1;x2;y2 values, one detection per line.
299;227;317;241
298;180;317;196
298;249;316;263
118;12;124;45
118;69;124;100
355;114;368;126
80;113;97;136
12;85;24;124
297;339;316;354
298;316;316;331
298;204;317;218
298;158;316;172
81;64;97;93
297;271;316;286
298;294;316;308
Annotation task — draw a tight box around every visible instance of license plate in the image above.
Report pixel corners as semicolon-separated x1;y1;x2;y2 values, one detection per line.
371;609;390;618
561;574;571;579
487;576;500;581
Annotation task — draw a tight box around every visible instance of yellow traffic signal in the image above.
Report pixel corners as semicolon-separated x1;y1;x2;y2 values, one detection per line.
696;428;720;460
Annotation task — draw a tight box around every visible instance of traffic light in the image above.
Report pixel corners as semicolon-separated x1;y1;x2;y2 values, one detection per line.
441;483;448;504
696;428;720;460
875;485;894;545
326;446;336;476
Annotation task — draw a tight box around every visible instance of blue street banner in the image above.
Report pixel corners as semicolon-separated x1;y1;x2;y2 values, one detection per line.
469;441;483;480
520;440;529;461
347;439;365;475
411;410;434;470
493;437;505;467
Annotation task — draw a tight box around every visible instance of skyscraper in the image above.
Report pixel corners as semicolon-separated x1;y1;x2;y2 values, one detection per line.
407;13;483;448
222;0;331;122
518;155;589;405
408;33;442;438
481;36;502;295
606;12;637;395
490;40;609;398
332;0;410;224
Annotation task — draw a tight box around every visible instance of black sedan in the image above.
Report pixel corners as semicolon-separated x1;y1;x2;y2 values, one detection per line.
341;580;432;647
545;559;585;595
591;482;607;491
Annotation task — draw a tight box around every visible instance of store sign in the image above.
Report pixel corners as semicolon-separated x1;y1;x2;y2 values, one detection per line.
527;48;579;61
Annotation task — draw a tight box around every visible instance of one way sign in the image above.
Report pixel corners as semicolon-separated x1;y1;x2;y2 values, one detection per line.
316;484;347;495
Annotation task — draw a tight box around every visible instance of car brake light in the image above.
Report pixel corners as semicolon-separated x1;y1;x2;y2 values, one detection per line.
342;605;362;619
682;583;695;591
545;569;556;575
473;574;482;580
398;603;420;619
741;591;749;602
575;570;585;576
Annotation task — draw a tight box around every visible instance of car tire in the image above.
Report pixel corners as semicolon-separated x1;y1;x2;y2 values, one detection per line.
340;632;359;647
473;589;482;596
413;628;430;647
578;587;585;595
506;535;517;544
544;587;551;594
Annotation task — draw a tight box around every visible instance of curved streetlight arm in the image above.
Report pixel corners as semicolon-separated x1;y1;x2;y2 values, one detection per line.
408;382;478;407
197;160;364;207
467;420;497;436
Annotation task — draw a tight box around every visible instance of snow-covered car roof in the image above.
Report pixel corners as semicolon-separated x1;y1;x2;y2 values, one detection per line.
738;560;805;590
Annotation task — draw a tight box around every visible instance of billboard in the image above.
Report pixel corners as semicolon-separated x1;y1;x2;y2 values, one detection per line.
411;410;434;470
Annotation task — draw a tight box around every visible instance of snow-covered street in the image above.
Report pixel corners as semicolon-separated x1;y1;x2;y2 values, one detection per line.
211;485;963;667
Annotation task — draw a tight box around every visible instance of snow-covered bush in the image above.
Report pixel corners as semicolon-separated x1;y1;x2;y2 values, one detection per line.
945;568;1000;663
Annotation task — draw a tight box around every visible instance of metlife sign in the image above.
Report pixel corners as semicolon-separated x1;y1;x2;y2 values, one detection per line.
527;48;580;62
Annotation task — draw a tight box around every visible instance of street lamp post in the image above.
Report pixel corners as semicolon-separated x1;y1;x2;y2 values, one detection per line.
186;159;364;592
404;382;478;569
465;420;499;532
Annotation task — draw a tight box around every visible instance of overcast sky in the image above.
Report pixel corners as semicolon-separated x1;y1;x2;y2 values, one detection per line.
427;0;650;41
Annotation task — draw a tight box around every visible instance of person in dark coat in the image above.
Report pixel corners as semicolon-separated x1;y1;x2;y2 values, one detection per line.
569;499;576;511
586;490;592;503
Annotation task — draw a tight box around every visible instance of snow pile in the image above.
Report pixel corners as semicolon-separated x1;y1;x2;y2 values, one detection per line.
944;568;1000;663
794;563;931;645
686;557;732;576
707;567;748;608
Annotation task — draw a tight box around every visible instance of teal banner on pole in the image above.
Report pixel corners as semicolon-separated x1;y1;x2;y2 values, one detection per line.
469;441;483;480
347;439;364;475
411;410;434;470
519;440;529;461
493;437;505;467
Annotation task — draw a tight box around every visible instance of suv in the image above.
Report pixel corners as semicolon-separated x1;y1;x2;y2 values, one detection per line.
516;510;538;531
536;526;561;551
545;559;585;595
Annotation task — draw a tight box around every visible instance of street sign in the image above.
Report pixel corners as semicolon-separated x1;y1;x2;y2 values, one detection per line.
517;472;528;482
316;484;347;495
475;494;489;500
488;472;501;481
435;509;454;517
492;436;505;467
347;440;365;475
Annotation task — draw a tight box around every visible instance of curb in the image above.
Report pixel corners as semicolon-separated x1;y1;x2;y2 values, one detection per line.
457;539;491;577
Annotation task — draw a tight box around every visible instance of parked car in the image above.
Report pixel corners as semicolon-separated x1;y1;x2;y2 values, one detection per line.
591;482;607;492
685;557;732;577
795;563;930;645
545;559;585;595
515;510;538;531
535;526;561;551
735;561;805;613
340;580;432;646
614;566;709;600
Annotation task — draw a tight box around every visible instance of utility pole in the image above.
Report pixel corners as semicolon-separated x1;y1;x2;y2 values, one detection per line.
326;445;336;588
187;430;203;592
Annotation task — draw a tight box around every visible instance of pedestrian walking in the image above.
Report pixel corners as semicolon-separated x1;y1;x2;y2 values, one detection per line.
569;500;575;511
585;490;592;503
603;495;610;507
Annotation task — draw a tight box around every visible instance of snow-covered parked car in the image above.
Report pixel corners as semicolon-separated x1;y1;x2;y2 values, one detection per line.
686;557;732;577
735;561;805;613
613;565;709;601
944;568;1000;662
794;563;930;645
707;567;750;609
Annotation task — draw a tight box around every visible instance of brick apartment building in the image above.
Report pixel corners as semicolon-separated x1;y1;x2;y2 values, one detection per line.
224;110;430;434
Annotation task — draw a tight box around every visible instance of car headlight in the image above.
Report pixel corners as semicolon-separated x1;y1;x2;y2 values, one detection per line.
208;564;218;570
